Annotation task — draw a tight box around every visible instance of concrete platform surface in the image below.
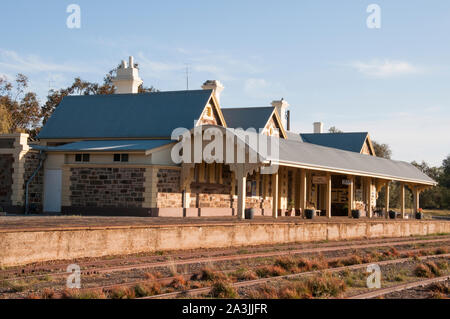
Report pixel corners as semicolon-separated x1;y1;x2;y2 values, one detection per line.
0;215;438;232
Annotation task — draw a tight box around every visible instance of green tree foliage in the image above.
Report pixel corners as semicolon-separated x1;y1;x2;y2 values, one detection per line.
0;102;12;133
328;126;343;133
372;140;392;159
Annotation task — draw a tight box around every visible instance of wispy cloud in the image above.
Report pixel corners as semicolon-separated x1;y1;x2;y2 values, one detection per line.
0;49;86;73
349;59;422;78
244;78;287;99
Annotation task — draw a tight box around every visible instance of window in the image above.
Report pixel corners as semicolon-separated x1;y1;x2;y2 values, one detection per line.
114;154;129;162
75;154;90;162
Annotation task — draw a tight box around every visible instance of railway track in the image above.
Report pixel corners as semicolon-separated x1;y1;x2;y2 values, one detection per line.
139;253;450;299
3;235;448;277
348;275;450;299
2;237;448;284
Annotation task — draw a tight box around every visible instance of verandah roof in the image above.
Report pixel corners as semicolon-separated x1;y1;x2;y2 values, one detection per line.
229;127;436;186
33;139;174;152
266;138;436;185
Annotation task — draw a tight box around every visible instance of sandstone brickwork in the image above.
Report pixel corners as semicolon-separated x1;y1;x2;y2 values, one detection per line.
70;167;146;208
156;168;182;208
23;152;43;210
0;154;14;207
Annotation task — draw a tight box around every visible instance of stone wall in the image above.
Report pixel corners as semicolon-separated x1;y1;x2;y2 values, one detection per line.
69;167;146;208
0;154;14;208
156;168;182;208
23;152;44;211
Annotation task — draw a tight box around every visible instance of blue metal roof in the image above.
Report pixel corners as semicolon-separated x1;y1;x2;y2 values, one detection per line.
42;139;174;152
300;132;369;153
38;90;213;139
221;107;274;131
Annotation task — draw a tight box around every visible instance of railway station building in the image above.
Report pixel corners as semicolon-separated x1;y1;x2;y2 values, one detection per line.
0;57;436;219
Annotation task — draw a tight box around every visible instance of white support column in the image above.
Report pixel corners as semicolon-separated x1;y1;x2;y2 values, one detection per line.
272;172;279;219
413;186;420;213
401;182;405;219
236;166;247;220
300;169;307;218
326;173;332;219
367;178;373;218
348;176;354;217
385;181;390;219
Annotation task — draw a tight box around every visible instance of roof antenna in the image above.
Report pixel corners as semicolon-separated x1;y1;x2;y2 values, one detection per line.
185;64;190;90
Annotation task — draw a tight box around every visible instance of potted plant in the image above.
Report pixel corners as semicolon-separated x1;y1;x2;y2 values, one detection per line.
351;209;361;219
389;210;397;219
304;205;315;219
245;208;255;220
415;208;424;220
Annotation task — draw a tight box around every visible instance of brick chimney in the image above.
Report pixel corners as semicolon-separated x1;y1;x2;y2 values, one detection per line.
313;122;323;134
112;56;143;94
202;80;224;104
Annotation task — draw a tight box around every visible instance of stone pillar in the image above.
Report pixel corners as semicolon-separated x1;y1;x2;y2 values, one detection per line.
300;169;307;218
272;172;279;219
143;167;158;209
385;181;390;219
326;173;332;219
10;134;29;207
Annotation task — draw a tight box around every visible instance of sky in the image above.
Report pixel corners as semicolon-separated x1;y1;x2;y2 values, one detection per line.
0;0;449;166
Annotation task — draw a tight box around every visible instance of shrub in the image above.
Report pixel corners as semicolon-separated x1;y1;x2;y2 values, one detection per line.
231;268;258;281
425;261;442;276
274;257;298;272
169;275;187;290
248;285;279;299
414;264;432;278
303;274;347;298
255;266;286;278
210;280;237;298
297;258;313;271
108;287;135;299
191;268;227;282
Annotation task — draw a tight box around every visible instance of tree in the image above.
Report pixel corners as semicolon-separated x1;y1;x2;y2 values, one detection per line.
0;102;12;133
328;126;343;133
372;141;392;159
0;74;41;133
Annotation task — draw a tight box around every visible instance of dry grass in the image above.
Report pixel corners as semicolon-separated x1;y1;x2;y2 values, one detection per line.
230;268;258;281
191;267;228;282
210;280;238;298
61;288;106;299
249;273;346;299
255;265;287;278
168;275;187;290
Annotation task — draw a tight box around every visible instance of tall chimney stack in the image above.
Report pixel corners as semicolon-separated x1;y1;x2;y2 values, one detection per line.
202;80;225;104
112;56;143;94
313;122;323;134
